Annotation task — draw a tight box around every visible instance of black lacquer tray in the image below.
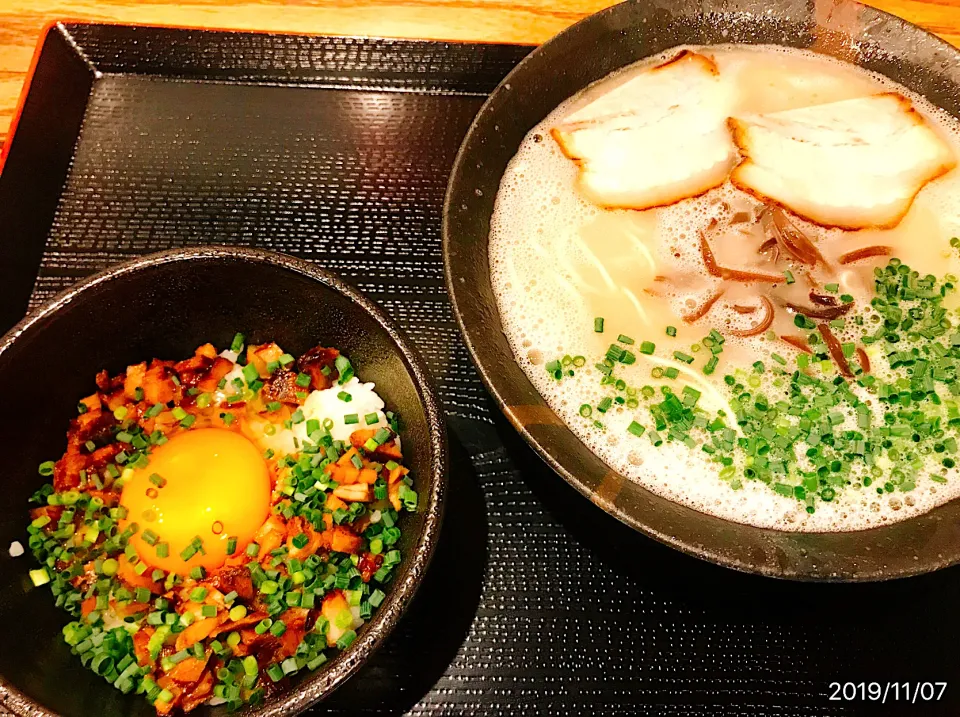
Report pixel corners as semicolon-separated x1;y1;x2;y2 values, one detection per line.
0;22;957;716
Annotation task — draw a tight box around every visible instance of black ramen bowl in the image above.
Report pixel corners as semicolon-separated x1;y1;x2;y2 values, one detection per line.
0;246;447;716
443;0;960;580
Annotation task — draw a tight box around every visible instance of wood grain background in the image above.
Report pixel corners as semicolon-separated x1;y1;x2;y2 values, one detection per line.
0;0;958;147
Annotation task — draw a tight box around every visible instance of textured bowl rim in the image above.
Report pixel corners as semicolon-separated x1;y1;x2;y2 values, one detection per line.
0;245;448;716
443;0;960;581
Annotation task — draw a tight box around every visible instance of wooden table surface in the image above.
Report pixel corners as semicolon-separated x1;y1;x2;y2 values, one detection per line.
0;0;958;146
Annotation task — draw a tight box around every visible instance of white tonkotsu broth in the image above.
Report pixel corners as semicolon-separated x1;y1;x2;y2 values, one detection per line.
489;45;960;531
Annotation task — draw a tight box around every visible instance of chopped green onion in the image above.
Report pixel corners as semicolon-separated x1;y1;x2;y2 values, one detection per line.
242;363;259;385
336;630;357;650
156;689;174;704
307;653;328;670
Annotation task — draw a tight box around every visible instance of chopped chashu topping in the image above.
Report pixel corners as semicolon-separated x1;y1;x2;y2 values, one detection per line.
551;50;738;210
553;53;956;232
729;93;956;229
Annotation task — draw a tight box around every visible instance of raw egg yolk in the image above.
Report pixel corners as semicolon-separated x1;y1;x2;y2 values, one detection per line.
120;428;270;575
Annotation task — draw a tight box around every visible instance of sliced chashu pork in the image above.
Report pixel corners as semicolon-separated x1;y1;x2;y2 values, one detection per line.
730;93;956;229
551;50;738;210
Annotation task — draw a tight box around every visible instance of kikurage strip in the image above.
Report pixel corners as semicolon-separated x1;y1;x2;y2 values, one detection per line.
808;291;838;307
839;245;893;264
764;205;827;266
729;297;774;337
701;231;789;283
786;301;853;320
699;231;723;277
818;323;853;377
779;334;813;354
721;267;785;283
682;287;726;323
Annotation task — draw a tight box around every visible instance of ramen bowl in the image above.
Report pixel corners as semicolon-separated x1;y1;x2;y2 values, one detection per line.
443;0;960;580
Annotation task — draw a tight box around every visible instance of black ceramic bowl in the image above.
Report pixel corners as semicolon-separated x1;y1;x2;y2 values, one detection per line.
0;246;447;716
443;0;960;580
